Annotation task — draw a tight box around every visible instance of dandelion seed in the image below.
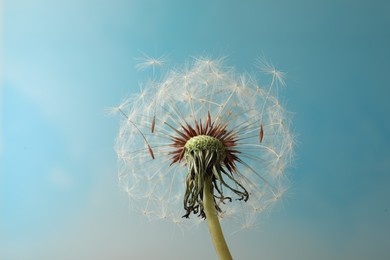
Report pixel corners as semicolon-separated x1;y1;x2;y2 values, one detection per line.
115;56;293;259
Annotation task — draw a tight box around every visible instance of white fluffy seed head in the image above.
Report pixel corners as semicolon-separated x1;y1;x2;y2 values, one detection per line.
115;56;294;232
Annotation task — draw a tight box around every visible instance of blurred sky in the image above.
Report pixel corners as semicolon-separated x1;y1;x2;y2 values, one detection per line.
1;0;390;259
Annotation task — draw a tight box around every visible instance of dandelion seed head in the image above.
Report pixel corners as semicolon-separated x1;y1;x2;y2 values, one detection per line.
115;56;293;231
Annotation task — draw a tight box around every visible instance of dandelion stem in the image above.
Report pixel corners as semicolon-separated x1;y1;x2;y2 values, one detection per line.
203;177;233;260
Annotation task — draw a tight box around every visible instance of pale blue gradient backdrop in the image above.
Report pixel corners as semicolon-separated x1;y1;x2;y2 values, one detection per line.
1;1;390;259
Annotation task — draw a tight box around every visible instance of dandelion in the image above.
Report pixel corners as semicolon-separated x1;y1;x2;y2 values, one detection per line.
115;56;293;259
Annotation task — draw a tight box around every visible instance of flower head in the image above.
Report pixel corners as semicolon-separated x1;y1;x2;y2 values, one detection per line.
115;57;293;230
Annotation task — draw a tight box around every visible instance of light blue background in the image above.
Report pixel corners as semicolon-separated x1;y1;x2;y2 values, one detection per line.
1;1;390;259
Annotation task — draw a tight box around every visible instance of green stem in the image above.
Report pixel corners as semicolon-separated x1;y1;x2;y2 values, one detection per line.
203;178;233;260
